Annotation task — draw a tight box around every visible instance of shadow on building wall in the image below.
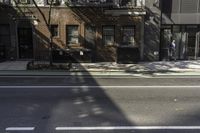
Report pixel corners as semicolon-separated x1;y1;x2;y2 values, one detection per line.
69;6;141;63
1;2;143;63
144;6;160;61
143;0;174;61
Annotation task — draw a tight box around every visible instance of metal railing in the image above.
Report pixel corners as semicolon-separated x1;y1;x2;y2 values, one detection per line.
67;0;113;6
67;0;144;8
0;0;11;5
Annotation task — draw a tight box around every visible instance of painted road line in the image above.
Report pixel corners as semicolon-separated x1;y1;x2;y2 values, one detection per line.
0;75;200;78
0;75;152;78
6;127;35;131
56;126;200;131
0;86;200;89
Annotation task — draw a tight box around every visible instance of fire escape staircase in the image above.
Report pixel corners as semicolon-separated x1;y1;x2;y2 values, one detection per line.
67;0;146;17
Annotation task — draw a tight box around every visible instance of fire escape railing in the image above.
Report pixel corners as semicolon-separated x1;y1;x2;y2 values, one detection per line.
67;0;145;8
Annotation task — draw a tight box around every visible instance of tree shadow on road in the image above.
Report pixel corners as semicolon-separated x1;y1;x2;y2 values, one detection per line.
0;66;138;133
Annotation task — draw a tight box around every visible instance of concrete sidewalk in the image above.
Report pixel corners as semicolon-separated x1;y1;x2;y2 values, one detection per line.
0;61;28;70
0;60;200;76
72;60;200;72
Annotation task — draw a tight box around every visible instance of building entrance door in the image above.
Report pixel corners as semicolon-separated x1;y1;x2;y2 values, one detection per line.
186;26;198;60
18;28;33;59
172;32;188;60
0;25;10;61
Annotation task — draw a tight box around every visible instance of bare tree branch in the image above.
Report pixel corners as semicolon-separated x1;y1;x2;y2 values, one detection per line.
31;0;55;65
32;0;49;28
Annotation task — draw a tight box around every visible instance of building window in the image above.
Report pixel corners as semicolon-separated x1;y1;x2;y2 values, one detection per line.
122;26;135;46
50;25;59;37
180;0;198;13
103;26;115;46
120;0;136;7
67;25;79;45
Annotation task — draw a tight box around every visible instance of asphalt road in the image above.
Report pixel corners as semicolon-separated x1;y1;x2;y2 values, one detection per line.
0;75;200;133
0;75;200;86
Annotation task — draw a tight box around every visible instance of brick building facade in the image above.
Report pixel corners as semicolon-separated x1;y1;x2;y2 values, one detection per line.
0;0;146;63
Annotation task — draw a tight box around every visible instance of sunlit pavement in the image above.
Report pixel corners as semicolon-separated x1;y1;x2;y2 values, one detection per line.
1;60;200;72
0;76;200;133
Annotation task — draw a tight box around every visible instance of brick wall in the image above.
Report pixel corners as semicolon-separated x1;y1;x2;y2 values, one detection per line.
0;5;143;62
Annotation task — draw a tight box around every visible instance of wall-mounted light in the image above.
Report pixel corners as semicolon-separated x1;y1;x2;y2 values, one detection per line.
128;11;132;15
33;19;38;26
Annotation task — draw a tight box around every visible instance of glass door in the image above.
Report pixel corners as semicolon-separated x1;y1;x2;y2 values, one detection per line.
172;25;187;60
172;32;181;60
196;32;200;59
186;26;198;59
160;28;172;61
180;32;188;60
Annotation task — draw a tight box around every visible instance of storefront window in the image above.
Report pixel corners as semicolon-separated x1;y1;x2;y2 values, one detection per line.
180;0;198;13
186;26;198;57
173;26;181;33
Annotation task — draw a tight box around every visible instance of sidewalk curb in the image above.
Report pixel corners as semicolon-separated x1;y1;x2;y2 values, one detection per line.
0;69;200;76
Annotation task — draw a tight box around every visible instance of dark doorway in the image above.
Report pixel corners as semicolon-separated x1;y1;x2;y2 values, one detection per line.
0;24;10;61
18;28;33;59
160;27;172;61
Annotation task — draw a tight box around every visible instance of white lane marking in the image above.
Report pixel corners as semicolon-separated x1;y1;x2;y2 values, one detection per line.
0;76;152;79
0;86;200;89
6;127;35;131
0;75;200;78
56;126;200;131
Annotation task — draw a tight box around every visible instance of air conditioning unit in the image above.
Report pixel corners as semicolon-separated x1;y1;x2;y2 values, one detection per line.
19;0;29;4
87;0;99;4
47;0;59;5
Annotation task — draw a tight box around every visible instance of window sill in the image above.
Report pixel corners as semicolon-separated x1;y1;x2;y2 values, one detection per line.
105;44;117;47
118;45;138;48
68;43;80;46
52;36;59;39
